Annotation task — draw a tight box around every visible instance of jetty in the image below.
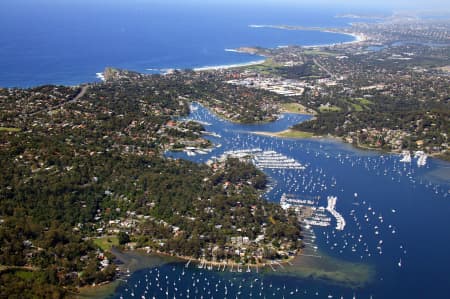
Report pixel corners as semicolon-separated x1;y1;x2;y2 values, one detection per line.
326;196;346;231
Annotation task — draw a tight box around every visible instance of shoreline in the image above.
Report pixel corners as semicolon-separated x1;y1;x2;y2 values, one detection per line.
146;249;297;270
78;243;374;298
77;247;298;298
248;24;368;48
196;101;278;124
162;26;367;74
193;59;267;72
93;27;367;82
95;58;269;80
192;28;366;73
303;31;367;48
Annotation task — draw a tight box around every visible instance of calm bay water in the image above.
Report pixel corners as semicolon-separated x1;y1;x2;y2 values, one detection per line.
110;104;450;299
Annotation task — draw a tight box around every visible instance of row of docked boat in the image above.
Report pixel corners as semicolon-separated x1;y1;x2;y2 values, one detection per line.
221;148;306;170
184;146;214;156
399;150;427;167
253;150;305;170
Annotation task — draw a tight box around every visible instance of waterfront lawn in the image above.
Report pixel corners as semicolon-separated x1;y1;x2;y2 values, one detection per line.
280;103;315;115
93;236;119;251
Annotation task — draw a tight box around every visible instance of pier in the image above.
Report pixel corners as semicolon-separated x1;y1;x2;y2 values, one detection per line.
326;196;346;231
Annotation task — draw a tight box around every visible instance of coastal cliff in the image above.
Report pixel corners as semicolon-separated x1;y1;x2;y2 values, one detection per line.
103;67;145;82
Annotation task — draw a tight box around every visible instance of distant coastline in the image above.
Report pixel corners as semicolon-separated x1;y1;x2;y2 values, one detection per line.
94;24;361;78
186;26;364;72
90;26;363;85
248;24;367;48
146;26;362;75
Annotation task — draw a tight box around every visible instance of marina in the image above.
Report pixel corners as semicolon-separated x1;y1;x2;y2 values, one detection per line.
279;193;346;231
220;148;306;170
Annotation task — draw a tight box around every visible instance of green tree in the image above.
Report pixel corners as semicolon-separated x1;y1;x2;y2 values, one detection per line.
118;232;130;245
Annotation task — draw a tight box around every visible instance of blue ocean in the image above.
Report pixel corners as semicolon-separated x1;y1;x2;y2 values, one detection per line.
2;1;450;299
0;0;363;88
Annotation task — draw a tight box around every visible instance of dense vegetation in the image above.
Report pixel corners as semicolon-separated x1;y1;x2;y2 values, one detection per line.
0;72;303;296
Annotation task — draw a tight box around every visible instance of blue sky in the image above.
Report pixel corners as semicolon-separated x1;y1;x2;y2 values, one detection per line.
131;0;449;10
2;0;450;12
209;0;449;10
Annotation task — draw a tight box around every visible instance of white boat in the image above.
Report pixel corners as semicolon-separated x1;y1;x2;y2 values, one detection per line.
416;152;427;167
399;151;411;163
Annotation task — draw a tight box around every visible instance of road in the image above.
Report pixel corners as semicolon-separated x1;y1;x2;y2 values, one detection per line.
313;58;335;79
30;85;89;116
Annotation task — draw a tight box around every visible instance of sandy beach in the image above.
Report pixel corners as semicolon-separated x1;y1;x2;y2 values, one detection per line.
193;59;266;72
303;31;367;48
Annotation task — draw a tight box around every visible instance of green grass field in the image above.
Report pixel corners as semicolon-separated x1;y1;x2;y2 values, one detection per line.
354;98;373;105
350;103;363;111
93;236;119;251
242;59;281;74
0;127;21;132
276;129;314;138
346;98;373;111
319;105;342;112
14;270;34;280
280;103;315;115
302;49;337;56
